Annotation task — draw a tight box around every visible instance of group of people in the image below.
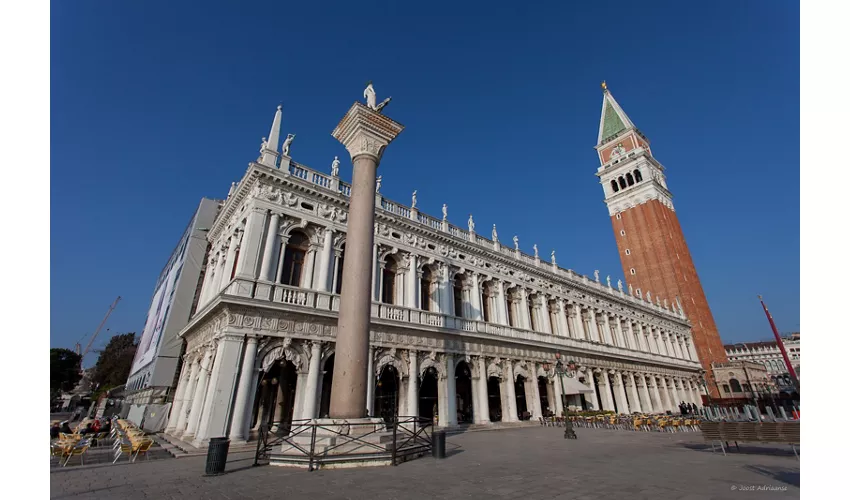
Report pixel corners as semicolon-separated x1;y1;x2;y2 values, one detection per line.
50;417;112;439
678;401;699;415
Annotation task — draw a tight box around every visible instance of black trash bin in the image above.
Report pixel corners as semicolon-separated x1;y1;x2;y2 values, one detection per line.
205;437;230;476
432;430;446;458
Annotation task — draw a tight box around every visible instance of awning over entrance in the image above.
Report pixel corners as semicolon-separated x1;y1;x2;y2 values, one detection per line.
560;376;594;395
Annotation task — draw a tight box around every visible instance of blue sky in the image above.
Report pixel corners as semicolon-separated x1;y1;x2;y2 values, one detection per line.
51;1;799;365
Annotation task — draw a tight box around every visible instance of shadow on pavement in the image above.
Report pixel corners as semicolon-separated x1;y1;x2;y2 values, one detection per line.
744;464;800;487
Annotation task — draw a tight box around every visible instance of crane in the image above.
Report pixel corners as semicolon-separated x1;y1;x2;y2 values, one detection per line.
75;296;122;359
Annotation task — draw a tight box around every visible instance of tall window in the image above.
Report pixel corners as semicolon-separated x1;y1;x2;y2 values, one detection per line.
381;258;398;304
420;267;433;311
482;289;491;322
453;278;464;318
610;180;620;193
633;169;643;182
528;298;537;331
281;232;308;286
729;379;743;393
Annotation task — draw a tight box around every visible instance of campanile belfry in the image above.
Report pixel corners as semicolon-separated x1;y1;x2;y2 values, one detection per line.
594;83;727;396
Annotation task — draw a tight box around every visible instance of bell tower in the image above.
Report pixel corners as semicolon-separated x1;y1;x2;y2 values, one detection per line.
594;82;728;397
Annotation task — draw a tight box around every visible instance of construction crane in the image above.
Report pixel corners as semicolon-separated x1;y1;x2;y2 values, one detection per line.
75;296;122;359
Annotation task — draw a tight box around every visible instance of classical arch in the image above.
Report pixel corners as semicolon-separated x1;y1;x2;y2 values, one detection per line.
486;361;504;380
375;351;408;379
419;353;446;380
513;362;531;382
258;338;306;373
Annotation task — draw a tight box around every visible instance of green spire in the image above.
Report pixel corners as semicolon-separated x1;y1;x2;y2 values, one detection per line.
601;101;626;141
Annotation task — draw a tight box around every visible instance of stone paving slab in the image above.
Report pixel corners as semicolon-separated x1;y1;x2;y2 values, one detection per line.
50;427;799;499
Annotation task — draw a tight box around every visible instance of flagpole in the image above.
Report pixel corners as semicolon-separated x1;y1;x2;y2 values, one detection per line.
758;295;800;394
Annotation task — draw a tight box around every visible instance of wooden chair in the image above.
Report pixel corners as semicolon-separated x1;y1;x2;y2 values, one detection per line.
62;442;90;467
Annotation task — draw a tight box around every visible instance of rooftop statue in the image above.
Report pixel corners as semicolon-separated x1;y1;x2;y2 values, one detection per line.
411;190;417;208
533;244;539;258
364;81;391;113
282;133;295;156
513;235;519;251
492;224;498;242
468;214;475;232
331;156;340;177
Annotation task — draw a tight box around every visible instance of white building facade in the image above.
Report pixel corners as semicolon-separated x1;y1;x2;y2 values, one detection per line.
725;335;800;392
164;108;704;447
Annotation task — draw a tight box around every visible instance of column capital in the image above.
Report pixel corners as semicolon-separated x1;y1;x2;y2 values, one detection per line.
332;102;405;164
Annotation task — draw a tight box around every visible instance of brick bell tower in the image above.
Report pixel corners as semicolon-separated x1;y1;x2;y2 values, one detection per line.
594;82;728;397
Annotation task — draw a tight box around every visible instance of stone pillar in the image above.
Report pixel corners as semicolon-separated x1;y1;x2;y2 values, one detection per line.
504;362;519;422
329;101;403;419
183;348;214;438
556;299;569;337
316;229;334;292
518;289;531;330
366;346;375;416
301;341;323;419
229;337;260;440
476;357;490;424
195;336;244;445
626;372;642;413
235;208;267;279
439;263;453;315
469;273;482;321
469;361;481;424
371;242;379;301
612;371;630;414
615;318;628;349
552;377;564;415
597;372;616;412
657;376;672;412
574;305;587;340
174;359;201;434
529;366;543;418
165;359;193;432
584;369;599;411
669;378;682;412
220;236;239;291
496;280;508;326
649;376;663;413
407;350;419;419
292;371;309;421
637;375;653;413
588;308;601;342
259;213;281;281
539;298;553;334
601;314;613;345
406;254;418;309
441;354;457;427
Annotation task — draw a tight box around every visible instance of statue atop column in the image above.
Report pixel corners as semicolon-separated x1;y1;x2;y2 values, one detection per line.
593;270;600;282
468;214;475;232
618;280;623;293
492;224;498;242
411;190;417;208
364;81;391;113
282;133;295;156
533;244;539;258
513;235;519;251
331;156;340;177
606;275;611;288
376;175;382;193
442;204;448;220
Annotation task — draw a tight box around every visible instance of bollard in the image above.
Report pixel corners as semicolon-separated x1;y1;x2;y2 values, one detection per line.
432;430;446;459
779;407;788;420
204;437;230;476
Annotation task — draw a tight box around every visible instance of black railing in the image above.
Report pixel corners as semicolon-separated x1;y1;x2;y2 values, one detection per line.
253;416;433;471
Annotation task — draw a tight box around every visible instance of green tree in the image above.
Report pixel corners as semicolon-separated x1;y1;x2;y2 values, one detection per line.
50;348;83;394
91;332;137;394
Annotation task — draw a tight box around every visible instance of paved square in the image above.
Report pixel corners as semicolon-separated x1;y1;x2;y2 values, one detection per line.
50;427;799;499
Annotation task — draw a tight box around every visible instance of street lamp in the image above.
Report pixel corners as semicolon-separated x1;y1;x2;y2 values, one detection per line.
553;352;578;440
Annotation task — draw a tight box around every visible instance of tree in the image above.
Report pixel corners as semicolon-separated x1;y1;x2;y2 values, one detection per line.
90;332;137;394
51;348;82;394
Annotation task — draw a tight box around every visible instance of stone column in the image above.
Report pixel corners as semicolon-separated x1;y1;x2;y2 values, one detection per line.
556;299;569;337
366;346;375;416
597;371;616;412
229;337;259;440
615;318;628;349
235;208;267;279
301;341;323;419
439;263;453;315
407;350;419;419
504;362;519;422
406;254;418;309
573;305;587;340
649;376;663;413
476;357;490;424
583;368;599;411
601;314;613;345
637;375;653;413
518;289;531;330
470;273;483;321
174;359;201;434
165;359;192;432
441;354;457;427
220;236;239;291
316;229;334;292
626;372;642;413
612;371;630;414
469;361;481;424
259;213;281;281
588;308;601;342
529;365;543;418
539;298;553;334
371;242;379;301
329;101;403;419
657;376;673;412
183;348;214;438
496;280;508;326
669;378;682;411
195;337;244;444
302;245;318;289
552;377;564;415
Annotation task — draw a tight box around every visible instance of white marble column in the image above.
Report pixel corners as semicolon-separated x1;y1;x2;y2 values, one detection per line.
301;341;323;419
637;374;653;413
183;348;214;438
518;289;531;330
584;369;599;411
220;237;238;291
504;362;519;422
552;377;564;415
292;371;309;422
597;372;616;412
612;371;630;414
259;213;281;281
408;350;419;418
235;208;267;279
166;359;193;432
638;323;650;352
669;378;682;411
406;254;418;309
574;304;587;340
588;308;601;342
496;280;508;326
371;242;379;301
601;314;613;345
469;364;481;424
615;318;628;349
475;357;490;424
229;337;259;440
539;298;553;334
556;299;569;337
470;273;483;320
657;376;673;412
302;246;318;289
441;354;457;427
316;229;334;292
649;376;663;413
174;359;201;434
626;372;642;414
366;346;375;416
529;366;543;418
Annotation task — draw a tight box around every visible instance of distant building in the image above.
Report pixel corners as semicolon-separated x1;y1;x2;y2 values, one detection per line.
711;361;774;401
124;198;221;405
724;333;799;393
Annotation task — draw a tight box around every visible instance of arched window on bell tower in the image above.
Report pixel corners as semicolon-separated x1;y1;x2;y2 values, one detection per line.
633;169;643;182
610;180;620;193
